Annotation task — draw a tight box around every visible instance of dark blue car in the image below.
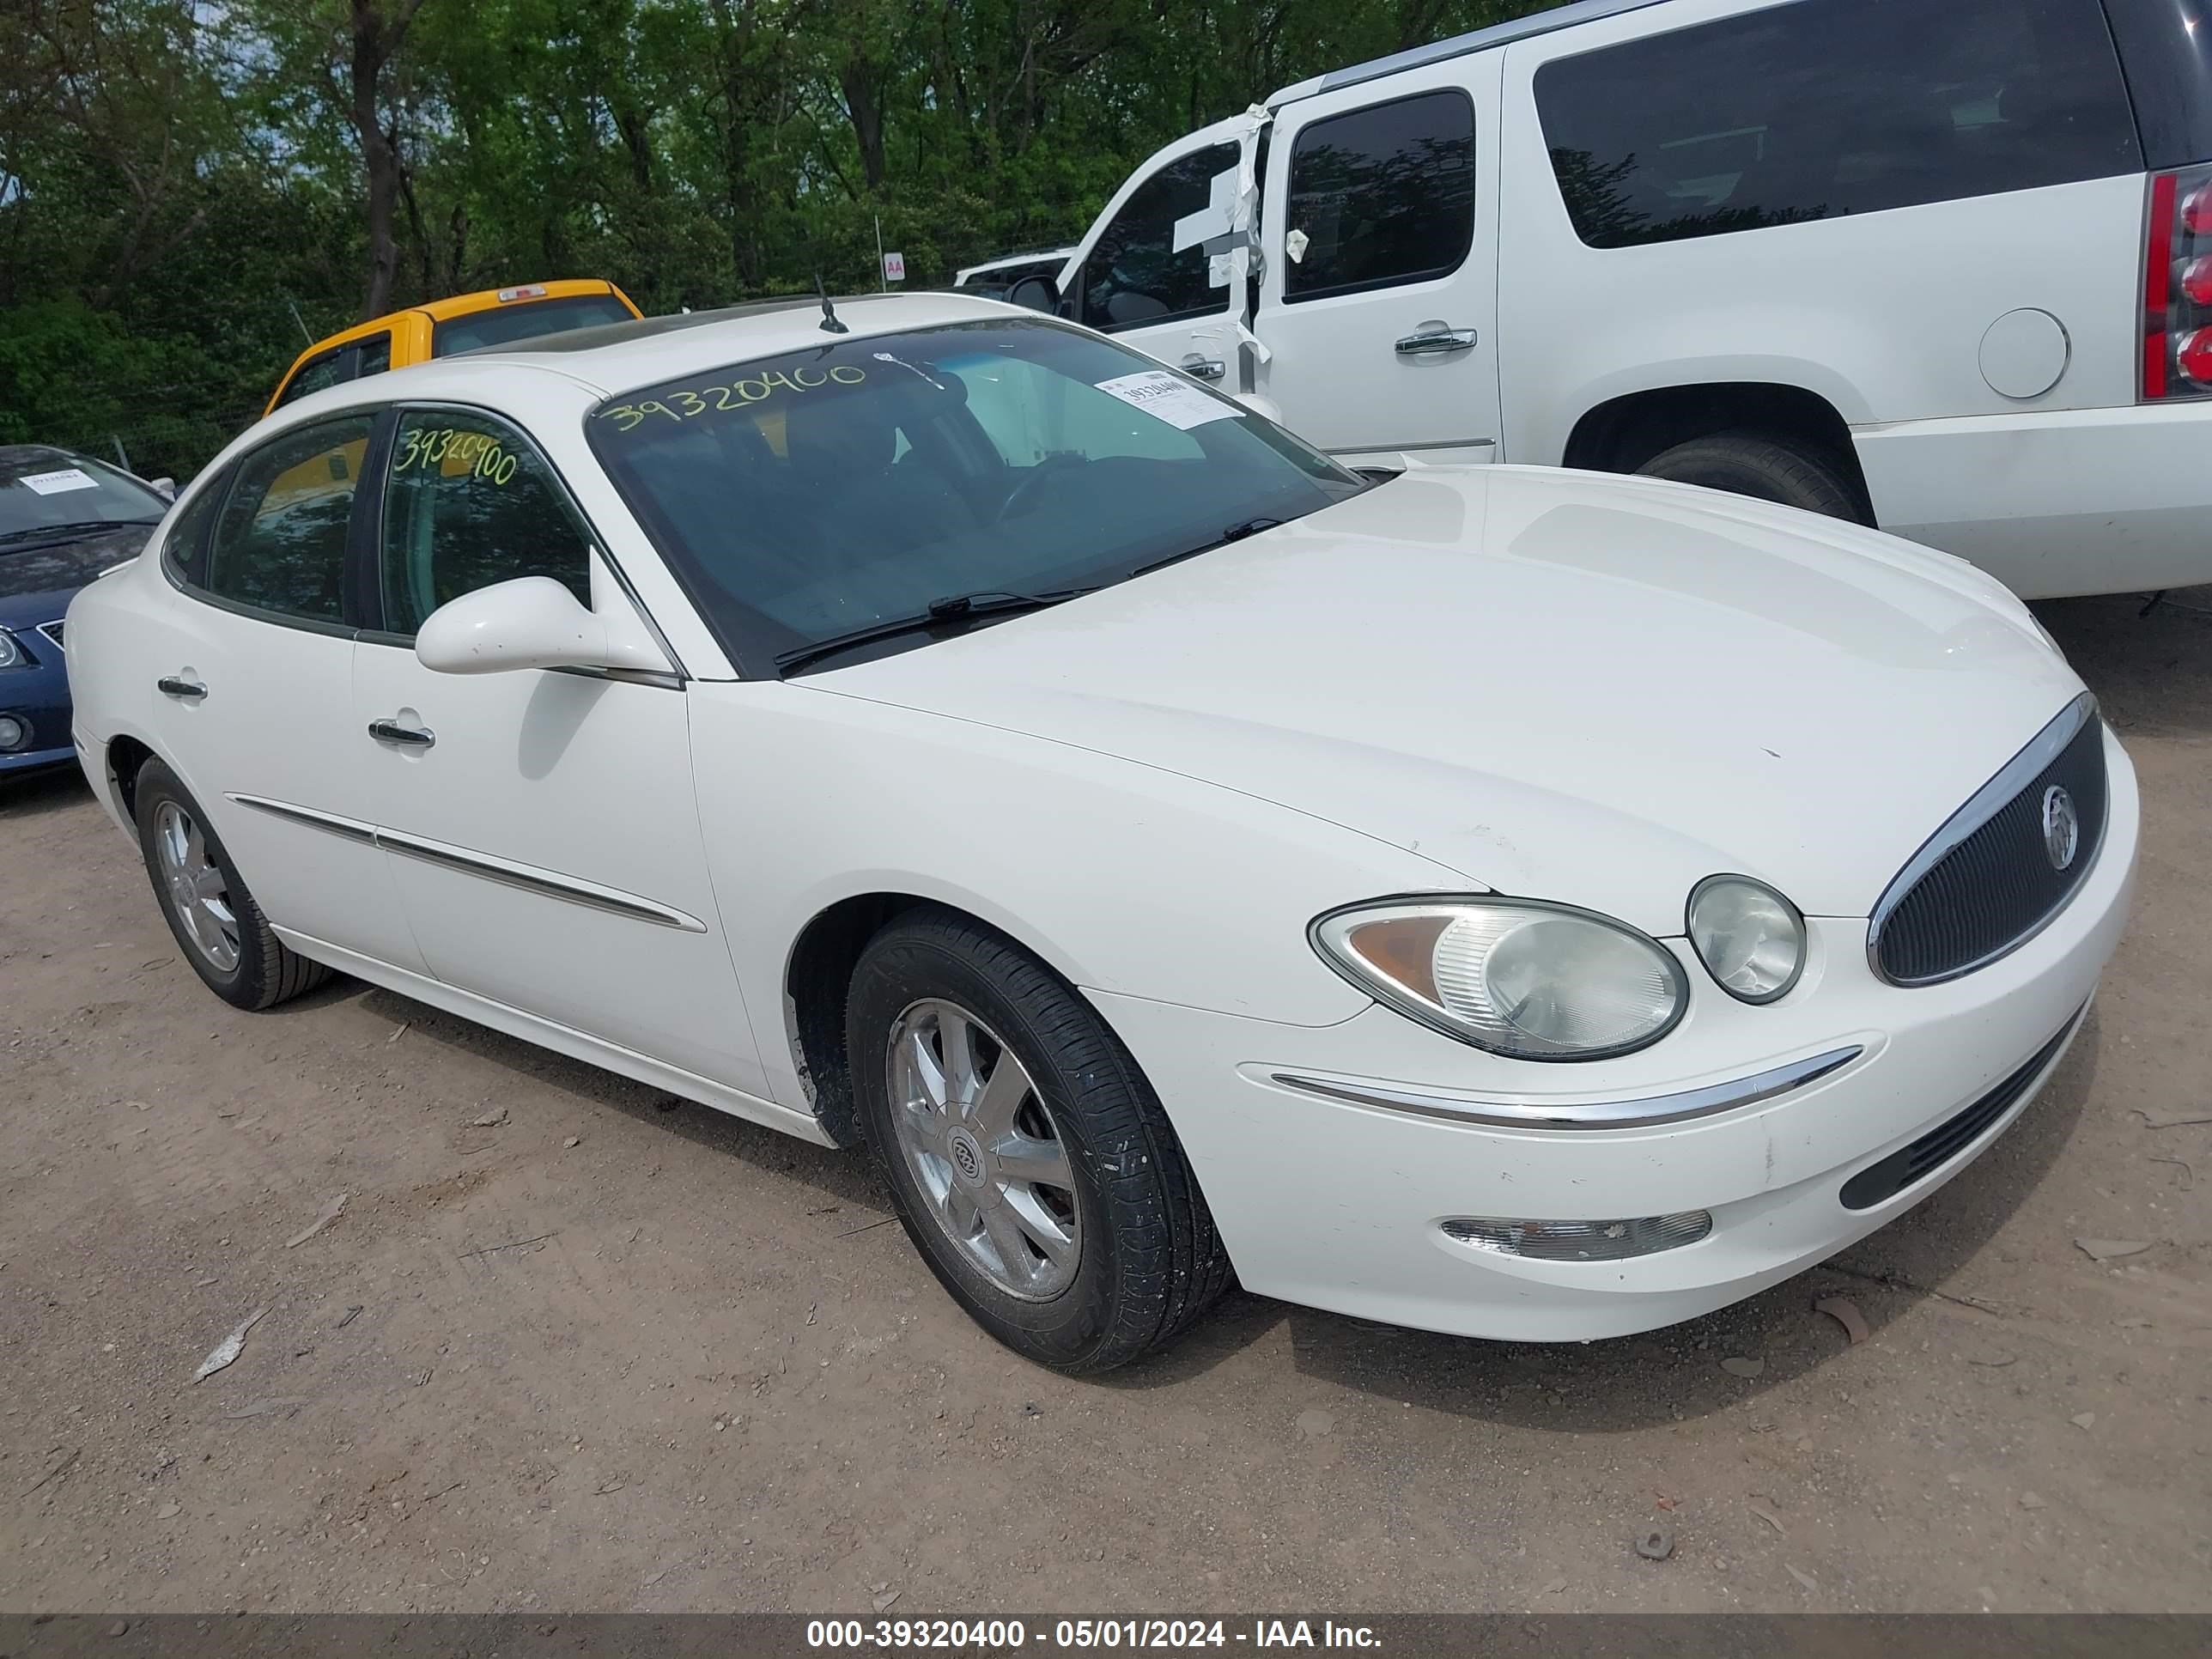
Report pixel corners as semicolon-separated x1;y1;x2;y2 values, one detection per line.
1;445;172;776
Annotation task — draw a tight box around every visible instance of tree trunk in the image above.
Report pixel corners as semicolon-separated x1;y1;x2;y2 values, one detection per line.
347;0;426;320
839;57;886;191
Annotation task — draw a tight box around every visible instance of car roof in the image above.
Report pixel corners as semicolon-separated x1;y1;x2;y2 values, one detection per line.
398;290;1025;398
250;290;1034;431
0;444;76;472
1271;0;1668;104
278;280;634;366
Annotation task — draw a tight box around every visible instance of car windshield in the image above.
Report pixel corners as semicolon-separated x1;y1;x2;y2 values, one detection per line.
586;319;1364;673
0;453;166;546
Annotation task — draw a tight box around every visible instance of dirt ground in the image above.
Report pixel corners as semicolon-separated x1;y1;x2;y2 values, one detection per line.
3;587;2208;1617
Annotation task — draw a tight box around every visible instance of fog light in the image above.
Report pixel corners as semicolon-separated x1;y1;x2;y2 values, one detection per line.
0;714;28;752
1442;1212;1711;1261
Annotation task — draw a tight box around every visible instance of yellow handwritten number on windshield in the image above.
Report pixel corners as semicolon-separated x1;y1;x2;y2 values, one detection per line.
599;364;866;431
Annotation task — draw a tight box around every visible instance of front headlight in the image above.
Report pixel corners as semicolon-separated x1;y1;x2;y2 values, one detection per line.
0;629;24;670
1310;897;1687;1060
1686;876;1805;1004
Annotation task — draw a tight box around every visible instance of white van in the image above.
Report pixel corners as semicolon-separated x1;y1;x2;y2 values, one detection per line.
1016;0;2212;599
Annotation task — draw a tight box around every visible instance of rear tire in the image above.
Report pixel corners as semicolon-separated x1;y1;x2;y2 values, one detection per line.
134;759;331;1011
848;908;1231;1373
1636;432;1863;521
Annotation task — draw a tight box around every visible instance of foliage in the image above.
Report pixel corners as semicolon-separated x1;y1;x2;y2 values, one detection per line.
0;0;1556;474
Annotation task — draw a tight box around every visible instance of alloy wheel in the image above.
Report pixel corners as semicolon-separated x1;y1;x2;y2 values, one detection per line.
154;800;240;974
885;998;1082;1299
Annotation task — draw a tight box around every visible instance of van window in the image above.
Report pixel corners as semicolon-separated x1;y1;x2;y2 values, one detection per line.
1284;90;1476;301
1078;143;1241;331
431;294;635;356
1534;0;2142;251
355;331;393;380
273;345;354;410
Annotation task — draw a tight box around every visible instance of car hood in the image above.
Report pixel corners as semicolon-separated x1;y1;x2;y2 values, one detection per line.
809;466;2086;932
0;522;153;617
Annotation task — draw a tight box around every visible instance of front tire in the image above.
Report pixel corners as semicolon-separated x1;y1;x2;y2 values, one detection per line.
1635;431;1863;521
134;759;330;1011
848;908;1231;1373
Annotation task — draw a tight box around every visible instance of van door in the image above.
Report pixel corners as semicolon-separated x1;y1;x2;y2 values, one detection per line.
1062;116;1261;389
1253;53;1504;467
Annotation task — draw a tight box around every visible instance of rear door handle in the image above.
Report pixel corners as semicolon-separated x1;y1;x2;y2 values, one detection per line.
1182;357;1226;381
1394;328;1478;357
157;676;206;701
368;719;434;749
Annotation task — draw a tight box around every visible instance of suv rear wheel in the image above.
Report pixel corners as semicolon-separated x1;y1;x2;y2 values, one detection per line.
1636;432;1863;521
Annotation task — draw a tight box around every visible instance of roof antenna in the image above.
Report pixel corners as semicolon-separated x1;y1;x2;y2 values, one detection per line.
815;274;848;335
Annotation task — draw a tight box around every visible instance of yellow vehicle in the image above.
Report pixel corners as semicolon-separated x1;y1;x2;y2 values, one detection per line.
264;279;641;416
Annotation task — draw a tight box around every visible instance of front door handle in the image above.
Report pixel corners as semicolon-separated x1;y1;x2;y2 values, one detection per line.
1394;327;1479;357
1182;357;1226;381
157;675;207;701
368;719;434;749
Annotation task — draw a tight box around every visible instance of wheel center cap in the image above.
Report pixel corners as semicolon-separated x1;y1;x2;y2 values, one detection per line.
946;1127;987;1188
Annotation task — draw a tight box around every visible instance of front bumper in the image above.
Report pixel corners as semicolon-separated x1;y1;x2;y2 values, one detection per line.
1091;727;2139;1343
0;635;74;775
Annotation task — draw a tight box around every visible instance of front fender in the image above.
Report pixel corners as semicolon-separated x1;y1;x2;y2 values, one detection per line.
686;681;1464;1108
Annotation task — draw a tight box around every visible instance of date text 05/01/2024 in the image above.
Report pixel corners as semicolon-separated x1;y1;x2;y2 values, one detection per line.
805;1620;1382;1650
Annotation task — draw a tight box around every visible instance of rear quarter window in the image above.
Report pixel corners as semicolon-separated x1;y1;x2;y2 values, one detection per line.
1534;0;2142;250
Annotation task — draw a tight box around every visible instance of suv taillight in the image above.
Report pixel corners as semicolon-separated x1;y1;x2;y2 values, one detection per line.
2145;163;2212;399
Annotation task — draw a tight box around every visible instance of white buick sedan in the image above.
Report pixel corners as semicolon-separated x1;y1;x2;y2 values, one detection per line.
67;294;2136;1372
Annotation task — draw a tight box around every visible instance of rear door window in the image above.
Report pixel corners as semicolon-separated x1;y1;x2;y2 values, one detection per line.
1078;143;1241;330
1284;89;1476;301
202;415;376;625
1534;0;2142;250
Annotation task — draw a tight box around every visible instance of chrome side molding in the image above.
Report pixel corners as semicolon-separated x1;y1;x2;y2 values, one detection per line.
228;794;707;932
1268;1044;1864;1130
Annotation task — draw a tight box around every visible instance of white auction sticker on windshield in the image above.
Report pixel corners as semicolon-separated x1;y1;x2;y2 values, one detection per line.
18;467;100;496
1094;370;1239;431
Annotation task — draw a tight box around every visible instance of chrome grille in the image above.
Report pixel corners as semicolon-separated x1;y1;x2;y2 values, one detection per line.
1869;696;2106;987
36;619;64;653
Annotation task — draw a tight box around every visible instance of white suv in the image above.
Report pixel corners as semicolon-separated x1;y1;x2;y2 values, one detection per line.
1020;0;2212;599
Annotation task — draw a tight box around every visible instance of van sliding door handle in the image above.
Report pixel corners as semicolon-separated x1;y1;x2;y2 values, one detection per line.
156;676;207;701
1182;357;1226;381
1394;328;1478;356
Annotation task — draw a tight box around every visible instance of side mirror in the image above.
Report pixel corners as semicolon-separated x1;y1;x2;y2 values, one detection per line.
1005;273;1060;314
150;477;177;500
416;575;669;677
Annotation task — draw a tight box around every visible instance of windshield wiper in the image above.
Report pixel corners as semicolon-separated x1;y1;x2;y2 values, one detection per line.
0;518;159;548
775;587;1095;676
1125;516;1287;581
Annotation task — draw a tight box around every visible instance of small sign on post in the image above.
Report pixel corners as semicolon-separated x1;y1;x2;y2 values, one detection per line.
880;251;906;285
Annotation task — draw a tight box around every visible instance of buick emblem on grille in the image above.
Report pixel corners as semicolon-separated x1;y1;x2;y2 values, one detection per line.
2041;785;2080;872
